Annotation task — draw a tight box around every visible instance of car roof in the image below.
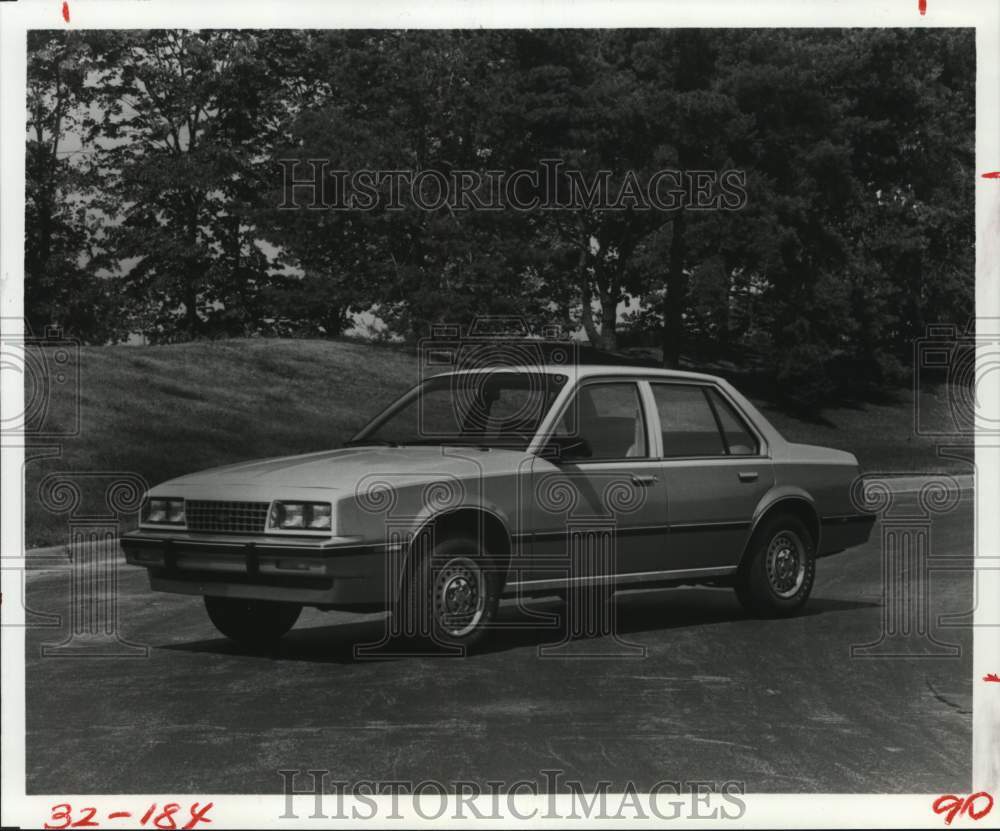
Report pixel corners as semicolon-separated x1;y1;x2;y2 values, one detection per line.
437;364;724;384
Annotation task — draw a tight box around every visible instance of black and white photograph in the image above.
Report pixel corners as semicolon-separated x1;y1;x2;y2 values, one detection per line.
1;0;998;827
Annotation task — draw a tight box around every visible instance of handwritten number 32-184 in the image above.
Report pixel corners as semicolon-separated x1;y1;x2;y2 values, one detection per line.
44;802;213;829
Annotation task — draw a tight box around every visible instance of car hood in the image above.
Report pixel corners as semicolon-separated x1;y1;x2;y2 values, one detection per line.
149;445;535;499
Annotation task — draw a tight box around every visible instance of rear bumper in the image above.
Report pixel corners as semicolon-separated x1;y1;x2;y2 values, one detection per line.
818;513;877;556
121;530;391;608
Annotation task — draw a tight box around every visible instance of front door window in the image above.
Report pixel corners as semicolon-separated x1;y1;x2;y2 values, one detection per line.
557;382;648;460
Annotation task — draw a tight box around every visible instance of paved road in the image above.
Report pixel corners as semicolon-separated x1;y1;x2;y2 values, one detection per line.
24;493;974;794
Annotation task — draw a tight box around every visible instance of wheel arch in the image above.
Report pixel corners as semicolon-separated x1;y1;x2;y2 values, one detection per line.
740;491;820;570
395;507;513;603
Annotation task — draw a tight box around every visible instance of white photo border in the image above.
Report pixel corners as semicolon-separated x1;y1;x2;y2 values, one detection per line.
1;0;997;827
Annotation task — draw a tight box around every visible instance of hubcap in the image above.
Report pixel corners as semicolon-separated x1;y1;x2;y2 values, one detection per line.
765;531;807;598
433;556;486;637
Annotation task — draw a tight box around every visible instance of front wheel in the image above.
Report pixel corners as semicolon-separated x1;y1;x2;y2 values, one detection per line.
204;596;301;646
397;536;501;649
734;515;816;617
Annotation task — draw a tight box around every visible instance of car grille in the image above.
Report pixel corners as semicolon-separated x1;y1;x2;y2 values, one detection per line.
185;500;270;534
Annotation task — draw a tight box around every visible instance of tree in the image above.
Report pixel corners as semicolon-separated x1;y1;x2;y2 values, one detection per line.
89;30;320;341
23;26;973;402
261;30;559;340
25;31;125;343
714;29;974;401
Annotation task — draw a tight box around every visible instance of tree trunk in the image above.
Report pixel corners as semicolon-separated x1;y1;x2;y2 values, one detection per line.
578;250;602;347
184;283;200;337
599;295;618;351
185;203;201;337
28;192;55;334
662;212;687;368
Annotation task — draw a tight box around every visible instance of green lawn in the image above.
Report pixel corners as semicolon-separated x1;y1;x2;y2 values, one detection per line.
24;339;419;548
758;393;971;476
23;338;970;548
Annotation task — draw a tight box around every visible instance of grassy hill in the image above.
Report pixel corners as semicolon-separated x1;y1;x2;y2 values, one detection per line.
24;337;969;548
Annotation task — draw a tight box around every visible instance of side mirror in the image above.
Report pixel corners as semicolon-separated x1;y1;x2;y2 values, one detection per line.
543;435;593;462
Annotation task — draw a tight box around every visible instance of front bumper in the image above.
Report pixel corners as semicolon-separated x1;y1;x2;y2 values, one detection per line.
121;530;391;608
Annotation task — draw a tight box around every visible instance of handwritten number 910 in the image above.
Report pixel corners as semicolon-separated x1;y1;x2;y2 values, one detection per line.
933;793;994;825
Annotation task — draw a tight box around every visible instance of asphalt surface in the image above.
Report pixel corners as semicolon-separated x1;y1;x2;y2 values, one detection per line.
24;492;974;794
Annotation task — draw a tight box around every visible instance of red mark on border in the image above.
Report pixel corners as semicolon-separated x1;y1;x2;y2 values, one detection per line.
62;2;70;23
919;0;927;15
982;172;1000;179
43;803;213;829
985;673;1000;682
933;793;994;825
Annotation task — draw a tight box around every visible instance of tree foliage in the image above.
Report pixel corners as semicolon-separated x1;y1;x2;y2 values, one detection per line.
25;28;974;402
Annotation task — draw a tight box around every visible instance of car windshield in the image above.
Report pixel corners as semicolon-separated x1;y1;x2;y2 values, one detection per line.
349;371;567;450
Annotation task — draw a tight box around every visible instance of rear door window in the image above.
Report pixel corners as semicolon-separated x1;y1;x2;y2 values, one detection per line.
651;384;725;458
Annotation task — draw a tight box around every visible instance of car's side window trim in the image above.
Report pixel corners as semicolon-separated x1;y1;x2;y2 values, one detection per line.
536;377;657;464
704;385;764;457
702;386;733;454
637;380;662;458
531;374;769;461
528;371;579;454
648;380;768;461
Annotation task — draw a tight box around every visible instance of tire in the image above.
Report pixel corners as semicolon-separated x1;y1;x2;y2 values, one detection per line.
734;514;816;617
204;596;301;646
397;535;502;649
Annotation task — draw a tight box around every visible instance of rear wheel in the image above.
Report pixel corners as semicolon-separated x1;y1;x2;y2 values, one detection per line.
204;596;301;646
735;514;815;617
397;535;501;649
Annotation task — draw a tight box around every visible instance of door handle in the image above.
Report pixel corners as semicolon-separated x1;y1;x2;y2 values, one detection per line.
630;474;658;487
738;471;759;483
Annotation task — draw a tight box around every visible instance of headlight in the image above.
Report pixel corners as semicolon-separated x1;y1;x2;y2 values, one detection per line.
141;497;186;526
268;501;333;532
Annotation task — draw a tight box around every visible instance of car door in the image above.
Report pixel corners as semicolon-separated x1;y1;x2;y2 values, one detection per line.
525;379;669;585
649;382;774;572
